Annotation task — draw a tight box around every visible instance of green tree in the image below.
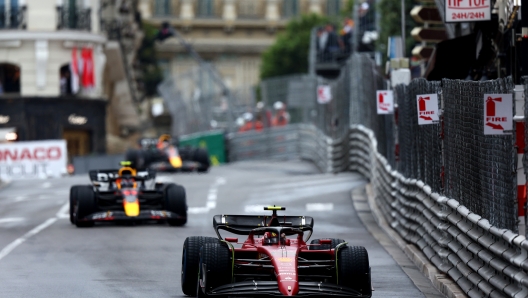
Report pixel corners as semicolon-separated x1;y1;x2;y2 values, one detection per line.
260;14;329;79
138;23;163;97
377;0;415;58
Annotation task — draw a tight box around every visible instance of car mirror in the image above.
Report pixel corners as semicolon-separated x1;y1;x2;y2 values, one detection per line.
319;239;332;245
225;237;238;243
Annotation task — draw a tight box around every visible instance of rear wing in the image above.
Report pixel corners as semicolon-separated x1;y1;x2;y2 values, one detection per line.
213;214;314;238
138;137;179;149
88;169;156;183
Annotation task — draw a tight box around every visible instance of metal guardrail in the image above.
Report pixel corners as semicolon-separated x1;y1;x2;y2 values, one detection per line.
227;124;348;174
350;124;528;298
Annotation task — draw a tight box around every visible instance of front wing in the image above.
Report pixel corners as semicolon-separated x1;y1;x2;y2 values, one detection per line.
205;281;367;297
77;210;185;222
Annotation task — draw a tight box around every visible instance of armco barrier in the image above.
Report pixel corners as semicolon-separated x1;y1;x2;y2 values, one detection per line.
350;124;528;298
227;124;347;173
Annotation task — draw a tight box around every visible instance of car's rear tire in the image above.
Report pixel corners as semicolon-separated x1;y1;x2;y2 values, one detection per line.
69;185;83;224
194;148;210;173
165;184;187;226
75;186;96;228
337;245;372;297
308;238;345;250
197;242;231;297
181;236;221;296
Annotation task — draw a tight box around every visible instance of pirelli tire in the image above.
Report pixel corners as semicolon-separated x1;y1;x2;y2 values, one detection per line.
75;185;97;228
337;245;372;297
197;242;232;298
164;183;187;226
181;236;222;296
308;238;345;250
69;185;83;224
194;148;210;173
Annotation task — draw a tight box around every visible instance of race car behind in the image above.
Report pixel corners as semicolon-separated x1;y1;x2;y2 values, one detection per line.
125;134;210;173
69;161;187;227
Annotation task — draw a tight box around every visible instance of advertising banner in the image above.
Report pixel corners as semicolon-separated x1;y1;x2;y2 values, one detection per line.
0;140;67;180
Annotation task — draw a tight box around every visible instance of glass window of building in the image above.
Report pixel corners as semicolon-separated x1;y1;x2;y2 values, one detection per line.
197;0;215;17
238;0;261;19
0;63;21;95
326;0;341;17
154;0;171;16
0;0;21;29
282;0;299;18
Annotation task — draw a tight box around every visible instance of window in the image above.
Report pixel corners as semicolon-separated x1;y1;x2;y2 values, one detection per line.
60;64;74;96
282;0;298;18
154;0;171;16
0;0;22;29
238;0;261;19
58;0;91;30
0;63;20;95
197;0;215;17
326;0;341;17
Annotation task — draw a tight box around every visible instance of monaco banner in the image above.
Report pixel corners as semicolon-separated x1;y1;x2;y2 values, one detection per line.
0;140;67;180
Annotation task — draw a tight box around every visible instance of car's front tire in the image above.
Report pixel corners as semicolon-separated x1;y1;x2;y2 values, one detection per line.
164;184;187;226
337;245;372;297
197;242;231;297
74;185;96;228
69;185;83;224
181;236;221;296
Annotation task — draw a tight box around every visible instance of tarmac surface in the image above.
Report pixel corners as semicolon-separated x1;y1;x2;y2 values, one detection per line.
0;160;442;297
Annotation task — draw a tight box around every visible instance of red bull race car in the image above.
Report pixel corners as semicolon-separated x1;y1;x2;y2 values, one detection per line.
125;134;210;173
69;161;187;227
181;206;372;297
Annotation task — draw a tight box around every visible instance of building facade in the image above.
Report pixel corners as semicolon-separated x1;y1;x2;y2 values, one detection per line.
0;0;143;159
140;0;346;107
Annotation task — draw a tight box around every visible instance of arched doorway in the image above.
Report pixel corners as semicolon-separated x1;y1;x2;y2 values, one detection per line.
0;63;20;95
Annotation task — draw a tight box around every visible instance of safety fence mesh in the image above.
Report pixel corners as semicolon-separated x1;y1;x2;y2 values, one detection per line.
258;53;519;230
443;78;516;230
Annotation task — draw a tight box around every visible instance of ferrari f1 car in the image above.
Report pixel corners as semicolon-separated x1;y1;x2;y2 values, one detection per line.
125;134;210;173
69;161;187;227
181;206;372;297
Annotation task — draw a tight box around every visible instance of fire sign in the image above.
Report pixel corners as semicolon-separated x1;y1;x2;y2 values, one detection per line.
416;94;439;125
377;90;394;114
483;94;512;135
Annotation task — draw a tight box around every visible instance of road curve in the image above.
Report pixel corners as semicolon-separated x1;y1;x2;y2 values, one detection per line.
0;161;440;297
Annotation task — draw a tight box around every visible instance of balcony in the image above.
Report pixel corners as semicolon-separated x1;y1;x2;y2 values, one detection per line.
57;6;91;31
0;5;26;29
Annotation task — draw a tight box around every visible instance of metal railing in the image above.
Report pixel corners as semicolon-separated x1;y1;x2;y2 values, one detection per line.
0;5;26;29
227;50;528;296
57;6;91;31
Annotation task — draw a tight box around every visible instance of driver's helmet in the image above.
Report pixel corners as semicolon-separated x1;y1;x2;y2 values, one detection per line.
157;134;171;149
263;232;279;245
120;176;135;188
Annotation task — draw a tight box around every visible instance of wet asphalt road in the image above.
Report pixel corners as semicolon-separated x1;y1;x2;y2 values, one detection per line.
0;161;439;297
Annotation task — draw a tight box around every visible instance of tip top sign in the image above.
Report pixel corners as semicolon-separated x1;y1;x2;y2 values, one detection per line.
446;0;491;22
483;94;512;135
416;94;439;125
376;90;394;114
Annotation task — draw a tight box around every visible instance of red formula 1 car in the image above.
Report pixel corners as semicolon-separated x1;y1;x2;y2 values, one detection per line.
181;206;372;297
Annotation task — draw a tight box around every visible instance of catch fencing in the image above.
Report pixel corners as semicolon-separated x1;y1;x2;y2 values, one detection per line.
228;52;528;297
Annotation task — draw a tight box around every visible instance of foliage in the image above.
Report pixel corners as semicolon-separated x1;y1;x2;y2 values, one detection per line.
138;23;163;96
260;14;329;79
340;0;355;18
377;0;415;58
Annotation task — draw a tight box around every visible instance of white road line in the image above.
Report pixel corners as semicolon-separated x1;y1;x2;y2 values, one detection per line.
14;196;26;202
306;203;334;212
0;217;57;261
188;177;225;214
42;182;51;188
0;218;24;224
244;205;268;213
56;202;69;219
